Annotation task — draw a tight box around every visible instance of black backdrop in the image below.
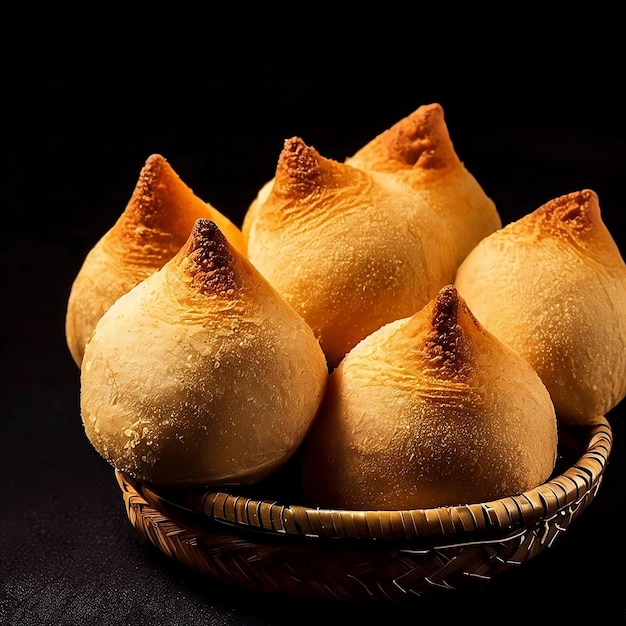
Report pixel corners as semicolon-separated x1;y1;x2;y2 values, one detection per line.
2;25;625;626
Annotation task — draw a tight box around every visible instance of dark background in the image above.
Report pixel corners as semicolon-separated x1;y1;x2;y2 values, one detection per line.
2;19;625;626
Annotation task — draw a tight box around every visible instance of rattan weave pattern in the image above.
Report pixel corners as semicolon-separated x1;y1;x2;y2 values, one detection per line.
116;418;612;602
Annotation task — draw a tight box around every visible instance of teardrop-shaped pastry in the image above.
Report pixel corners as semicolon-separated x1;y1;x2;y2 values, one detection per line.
80;219;327;487
65;154;246;368
454;189;626;426
346;103;501;266
245;136;458;369
300;285;557;511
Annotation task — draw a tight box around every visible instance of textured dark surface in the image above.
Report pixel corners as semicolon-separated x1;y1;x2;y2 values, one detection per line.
2;27;626;625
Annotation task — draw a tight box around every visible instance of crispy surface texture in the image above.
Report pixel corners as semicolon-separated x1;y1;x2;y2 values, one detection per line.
301;285;558;510
455;189;626;425
347;103;501;265
80;219;327;487
65;154;245;367
245;137;458;368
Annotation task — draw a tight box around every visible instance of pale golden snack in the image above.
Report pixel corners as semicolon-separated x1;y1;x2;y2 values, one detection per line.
65;154;246;367
245;136;457;369
300;284;558;511
346;103;501;266
454;189;626;426
80;219;327;487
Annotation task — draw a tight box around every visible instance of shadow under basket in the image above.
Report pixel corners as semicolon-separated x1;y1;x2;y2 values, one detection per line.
116;417;612;602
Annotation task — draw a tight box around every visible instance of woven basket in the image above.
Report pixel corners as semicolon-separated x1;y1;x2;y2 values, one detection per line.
116;416;612;602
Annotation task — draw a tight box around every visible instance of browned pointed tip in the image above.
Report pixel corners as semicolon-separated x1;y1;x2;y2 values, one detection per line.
531;189;625;265
537;189;600;234
128;153;176;222
280;137;320;175
431;284;460;336
274;137;326;194
143;153;168;170
181;219;237;296
273;137;355;199
350;103;460;175
391;103;457;170
424;284;475;377
116;153;215;250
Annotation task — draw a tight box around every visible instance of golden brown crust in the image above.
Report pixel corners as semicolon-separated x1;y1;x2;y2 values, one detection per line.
346;103;501;266
300;285;558;511
246;137;458;369
80;218;328;487
531;189;620;262
178;220;238;296
65;154;246;367
111;154;229;263
276;137;328;193
454;189;626;425
243;104;500;267
347;103;459;178
425;285;473;378
273;137;361;204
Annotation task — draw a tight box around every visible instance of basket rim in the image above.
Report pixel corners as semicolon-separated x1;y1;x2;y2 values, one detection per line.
119;416;612;544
